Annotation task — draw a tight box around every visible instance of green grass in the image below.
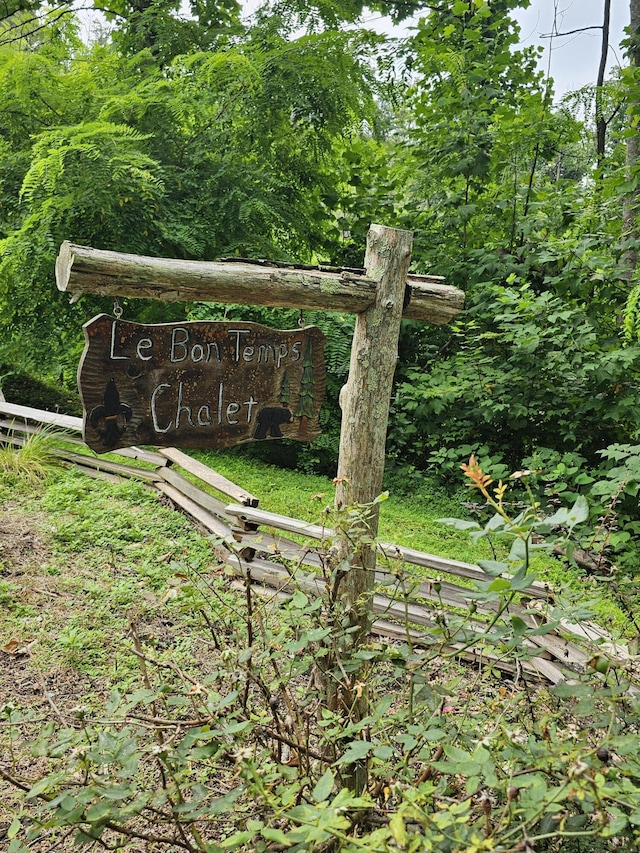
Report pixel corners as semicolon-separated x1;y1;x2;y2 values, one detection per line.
194;448;491;561
0;426;66;486
0;440;632;665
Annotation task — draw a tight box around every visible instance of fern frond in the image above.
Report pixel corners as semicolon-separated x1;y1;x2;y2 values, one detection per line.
624;282;640;343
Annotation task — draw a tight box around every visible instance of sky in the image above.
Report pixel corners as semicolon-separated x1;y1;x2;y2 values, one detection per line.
513;1;627;96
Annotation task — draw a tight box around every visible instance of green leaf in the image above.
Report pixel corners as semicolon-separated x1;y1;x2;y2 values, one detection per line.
487;577;511;592
373;745;394;760
511;615;527;637
221;830;256;848
477;559;508;577
374;695;393;717
99;785;134;801
7;817;21;840
567;495;589;524
26;774;64;800
546;495;589;527
389;812;407;846
334;740;373;765
291;590;309;608
312;769;335;803
466;775;480;794
509;570;537;591
86;801;113;822
262;827;291;845
508;537;528;562
485;512;508;532
443;744;472;763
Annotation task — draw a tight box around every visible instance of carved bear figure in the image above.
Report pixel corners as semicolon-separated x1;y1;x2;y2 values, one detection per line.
253;406;292;440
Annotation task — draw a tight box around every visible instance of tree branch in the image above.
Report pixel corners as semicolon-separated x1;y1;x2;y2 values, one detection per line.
540;26;602;38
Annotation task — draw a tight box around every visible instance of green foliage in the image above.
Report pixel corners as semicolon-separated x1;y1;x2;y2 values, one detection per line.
3;462;640;852
0;364;81;412
391;0;562;276
391;284;640;469
0;0;639;576
0;20;378;379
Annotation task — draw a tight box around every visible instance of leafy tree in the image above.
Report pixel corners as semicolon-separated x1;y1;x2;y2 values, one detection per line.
0;9;380;380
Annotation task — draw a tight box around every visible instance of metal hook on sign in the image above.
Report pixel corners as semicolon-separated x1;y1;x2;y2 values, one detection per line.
298;310;304;328
113;299;123;320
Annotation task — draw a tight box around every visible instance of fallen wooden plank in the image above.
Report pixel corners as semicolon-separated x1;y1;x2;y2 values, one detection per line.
557;619;632;661
226;503;339;539
226;554;595;673
0;401;82;432
55;449;160;482
224;534;604;670
227;572;566;684
0;418;85;444
154;481;237;543
154;467;232;521
231;528;327;569
370;619;566;684
67;465;123;485
221;526;538;617
0;407;170;466
228;557;556;659
515;613;593;669
379;543;552;599
225;503;551;599
112;446;170;467
158;448;259;507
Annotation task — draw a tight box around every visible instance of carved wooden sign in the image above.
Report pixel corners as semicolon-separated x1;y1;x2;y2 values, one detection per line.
78;314;326;453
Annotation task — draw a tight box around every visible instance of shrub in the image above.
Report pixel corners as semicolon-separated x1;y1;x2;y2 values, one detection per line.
3;470;640;852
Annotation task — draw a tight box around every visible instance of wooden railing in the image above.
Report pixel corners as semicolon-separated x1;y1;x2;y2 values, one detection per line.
1;400;626;684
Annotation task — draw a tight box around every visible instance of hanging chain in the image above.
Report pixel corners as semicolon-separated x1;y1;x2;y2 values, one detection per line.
113;299;123;320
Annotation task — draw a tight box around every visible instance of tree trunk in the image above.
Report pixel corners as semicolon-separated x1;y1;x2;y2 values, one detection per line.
595;0;611;168
334;224;413;639
325;225;412;792
624;0;640;280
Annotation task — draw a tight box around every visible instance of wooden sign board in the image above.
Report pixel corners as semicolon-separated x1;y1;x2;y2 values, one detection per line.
78;314;326;454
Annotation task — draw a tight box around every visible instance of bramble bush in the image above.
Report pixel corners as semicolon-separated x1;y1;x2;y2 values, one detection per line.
3;460;640;852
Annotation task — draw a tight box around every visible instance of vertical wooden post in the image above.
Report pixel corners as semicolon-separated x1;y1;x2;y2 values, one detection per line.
334;223;413;639
327;224;412;792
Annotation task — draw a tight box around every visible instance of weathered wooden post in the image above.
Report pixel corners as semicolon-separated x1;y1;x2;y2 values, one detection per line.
334;225;413;641
55;222;459;578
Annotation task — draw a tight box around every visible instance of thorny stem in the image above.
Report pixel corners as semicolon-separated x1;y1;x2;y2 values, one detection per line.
242;572;254;712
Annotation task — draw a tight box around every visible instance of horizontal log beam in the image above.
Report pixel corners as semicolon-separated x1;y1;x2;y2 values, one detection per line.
55;241;464;325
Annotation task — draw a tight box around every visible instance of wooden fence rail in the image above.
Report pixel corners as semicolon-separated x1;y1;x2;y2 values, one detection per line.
0;400;628;683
